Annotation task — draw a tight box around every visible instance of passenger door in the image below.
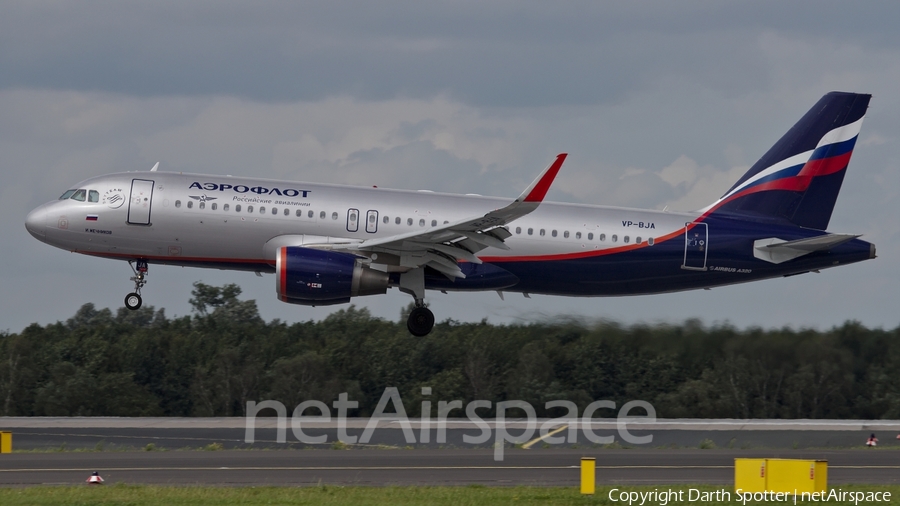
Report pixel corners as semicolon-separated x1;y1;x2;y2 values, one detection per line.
127;179;154;225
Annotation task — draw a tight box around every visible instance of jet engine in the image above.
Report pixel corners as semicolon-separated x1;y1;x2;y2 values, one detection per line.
275;246;388;306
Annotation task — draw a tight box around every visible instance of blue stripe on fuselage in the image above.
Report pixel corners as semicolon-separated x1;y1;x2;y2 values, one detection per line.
432;217;872;296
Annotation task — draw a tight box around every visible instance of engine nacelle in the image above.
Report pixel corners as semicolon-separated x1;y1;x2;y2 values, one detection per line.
275;246;388;306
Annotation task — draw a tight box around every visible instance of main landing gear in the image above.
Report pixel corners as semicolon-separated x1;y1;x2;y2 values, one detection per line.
400;267;435;337
407;305;435;337
124;259;148;310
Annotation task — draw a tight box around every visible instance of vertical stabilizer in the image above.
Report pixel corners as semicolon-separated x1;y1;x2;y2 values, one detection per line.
705;92;870;230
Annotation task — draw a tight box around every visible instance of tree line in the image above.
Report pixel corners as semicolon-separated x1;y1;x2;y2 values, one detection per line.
1;283;898;419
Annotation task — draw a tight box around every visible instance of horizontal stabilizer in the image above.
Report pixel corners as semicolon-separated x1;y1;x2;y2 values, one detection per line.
754;233;861;264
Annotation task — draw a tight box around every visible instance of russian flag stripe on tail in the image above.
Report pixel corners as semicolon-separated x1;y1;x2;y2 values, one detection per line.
704;92;870;230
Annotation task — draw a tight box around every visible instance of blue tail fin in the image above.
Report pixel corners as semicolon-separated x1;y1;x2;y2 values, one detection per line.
705;92;870;230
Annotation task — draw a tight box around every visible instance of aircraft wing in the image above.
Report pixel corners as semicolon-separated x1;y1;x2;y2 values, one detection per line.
326;153;567;279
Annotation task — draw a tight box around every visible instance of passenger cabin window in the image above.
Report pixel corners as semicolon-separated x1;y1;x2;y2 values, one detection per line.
88;190;99;203
419;219;425;227
308;210;314;218
284;208;289;216
551;230;558;237
540;229;545;236
587;232;593;240
624;236;629;244
599;233;606;241
515;227;521;234
235;205;241;212
636;236;641;243
247;205;253;213
528;228;533;235
431;219;437;227
320;211;326;219
383;216;389;224
575;232;581;239
175;200;181;208
648;237;655;246
612;234;617;242
396;217;401;225
59;190;77;200
224;204;229;211
212;203;217;210
407;218;413;226
295;209;301;217
259;206;265;214
187;201;193;209
332;212;338;220
199;202;205;209
71;189;86;202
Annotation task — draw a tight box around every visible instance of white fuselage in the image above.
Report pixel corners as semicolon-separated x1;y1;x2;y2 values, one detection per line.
26;171;692;271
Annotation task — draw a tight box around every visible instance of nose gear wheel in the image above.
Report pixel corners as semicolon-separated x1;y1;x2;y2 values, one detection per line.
125;259;148;311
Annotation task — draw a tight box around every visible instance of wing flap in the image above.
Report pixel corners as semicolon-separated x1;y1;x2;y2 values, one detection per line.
329;153;568;272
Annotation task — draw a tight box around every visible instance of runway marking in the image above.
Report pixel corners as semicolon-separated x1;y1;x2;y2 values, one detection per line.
0;465;740;473
0;466;577;472
1;465;895;473
830;466;900;469
12;431;245;443
9;432;378;447
522;424;568;449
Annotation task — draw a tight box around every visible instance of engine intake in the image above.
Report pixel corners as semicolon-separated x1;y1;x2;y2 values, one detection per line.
276;246;388;306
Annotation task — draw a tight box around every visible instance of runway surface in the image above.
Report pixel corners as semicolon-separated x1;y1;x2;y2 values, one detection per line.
1;418;898;486
0;449;898;487
3;417;900;451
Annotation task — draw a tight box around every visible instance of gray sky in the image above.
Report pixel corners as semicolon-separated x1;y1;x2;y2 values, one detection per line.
3;1;900;333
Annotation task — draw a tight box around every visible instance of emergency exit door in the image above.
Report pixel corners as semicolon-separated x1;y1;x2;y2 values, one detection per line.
347;208;359;232
127;179;154;225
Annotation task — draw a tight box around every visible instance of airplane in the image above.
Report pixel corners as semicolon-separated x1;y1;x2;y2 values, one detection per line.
25;92;875;336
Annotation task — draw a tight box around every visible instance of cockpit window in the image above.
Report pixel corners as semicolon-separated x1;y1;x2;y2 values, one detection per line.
88;190;99;203
71;189;86;202
59;190;76;200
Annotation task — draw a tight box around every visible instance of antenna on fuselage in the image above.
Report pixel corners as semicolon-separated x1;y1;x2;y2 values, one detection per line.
150;162;159;172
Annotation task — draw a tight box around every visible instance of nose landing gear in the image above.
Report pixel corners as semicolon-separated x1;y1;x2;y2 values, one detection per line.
124;259;148;310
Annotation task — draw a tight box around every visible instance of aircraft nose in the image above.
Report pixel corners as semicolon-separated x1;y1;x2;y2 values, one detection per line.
25;205;48;238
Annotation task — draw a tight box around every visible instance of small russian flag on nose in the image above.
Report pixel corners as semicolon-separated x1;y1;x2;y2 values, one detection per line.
86;215;98;221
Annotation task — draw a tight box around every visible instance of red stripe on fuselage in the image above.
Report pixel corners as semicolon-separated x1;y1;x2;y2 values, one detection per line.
479;226;686;263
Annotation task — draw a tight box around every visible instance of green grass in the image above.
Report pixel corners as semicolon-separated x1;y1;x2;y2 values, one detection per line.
0;485;896;506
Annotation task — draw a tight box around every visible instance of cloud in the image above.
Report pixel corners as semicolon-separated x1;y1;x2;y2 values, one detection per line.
655;155;749;212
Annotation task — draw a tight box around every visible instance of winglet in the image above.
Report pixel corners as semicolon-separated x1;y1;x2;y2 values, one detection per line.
518;153;567;203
